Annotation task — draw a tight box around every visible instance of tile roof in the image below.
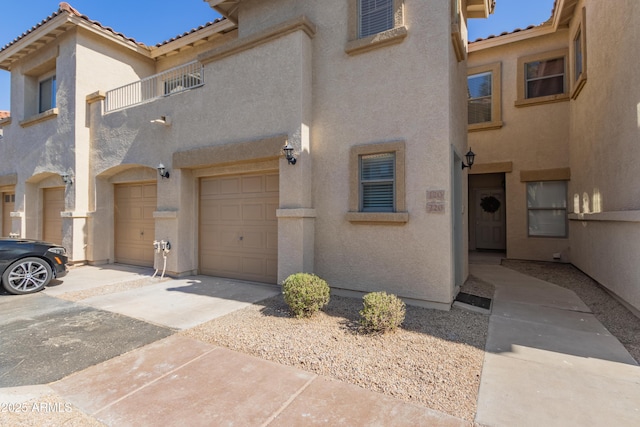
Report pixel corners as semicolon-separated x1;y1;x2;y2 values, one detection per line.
0;111;9;120
154;18;227;48
0;2;228;55
469;0;557;44
0;2;145;53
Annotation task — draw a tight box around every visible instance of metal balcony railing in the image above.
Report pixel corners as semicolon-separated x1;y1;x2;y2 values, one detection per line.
104;61;204;112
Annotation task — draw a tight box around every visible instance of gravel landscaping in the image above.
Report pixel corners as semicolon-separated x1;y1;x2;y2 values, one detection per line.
183;277;494;422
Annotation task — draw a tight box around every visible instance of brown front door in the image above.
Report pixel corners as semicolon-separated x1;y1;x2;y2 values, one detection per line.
43;187;64;245
114;183;156;267
199;172;278;283
2;192;15;237
474;187;506;250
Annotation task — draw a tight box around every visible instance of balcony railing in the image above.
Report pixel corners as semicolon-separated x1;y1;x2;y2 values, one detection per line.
104;61;204;113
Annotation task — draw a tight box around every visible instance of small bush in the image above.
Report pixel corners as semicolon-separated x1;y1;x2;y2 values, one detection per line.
359;291;406;333
282;273;330;318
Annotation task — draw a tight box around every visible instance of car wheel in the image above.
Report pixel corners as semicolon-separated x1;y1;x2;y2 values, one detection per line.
2;257;53;295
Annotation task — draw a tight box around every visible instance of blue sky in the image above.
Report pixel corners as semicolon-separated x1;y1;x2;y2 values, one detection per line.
0;0;555;112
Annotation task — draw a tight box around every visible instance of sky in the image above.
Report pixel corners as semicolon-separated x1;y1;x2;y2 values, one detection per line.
0;0;556;112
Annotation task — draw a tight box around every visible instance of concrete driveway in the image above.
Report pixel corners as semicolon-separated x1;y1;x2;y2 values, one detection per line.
1;264;280;387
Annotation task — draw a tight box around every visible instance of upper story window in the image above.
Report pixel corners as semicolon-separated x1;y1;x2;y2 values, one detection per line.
571;7;587;99
39;75;57;113
467;62;502;131
515;49;569;108
346;0;407;55
525;57;565;99
359;0;394;38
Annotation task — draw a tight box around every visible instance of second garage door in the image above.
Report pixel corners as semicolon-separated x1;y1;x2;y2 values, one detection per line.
114;183;156;267
200;172;278;284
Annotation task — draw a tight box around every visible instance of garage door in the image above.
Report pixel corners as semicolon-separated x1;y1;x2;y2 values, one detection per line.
43;187;64;245
200;172;278;283
114;183;156;267
2;192;14;237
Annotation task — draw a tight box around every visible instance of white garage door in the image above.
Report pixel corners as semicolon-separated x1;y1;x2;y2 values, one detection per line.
199;172;278;283
114;183;156;267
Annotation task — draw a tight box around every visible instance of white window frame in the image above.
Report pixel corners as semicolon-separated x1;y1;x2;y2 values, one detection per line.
347;140;408;223
38;74;56;113
360;152;396;212
527;181;568;238
515;49;570;108
467;62;502;131
346;0;406;55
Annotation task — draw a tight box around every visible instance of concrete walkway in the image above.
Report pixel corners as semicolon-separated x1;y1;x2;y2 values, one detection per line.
472;264;640;427
2;264;640;425
1;265;466;426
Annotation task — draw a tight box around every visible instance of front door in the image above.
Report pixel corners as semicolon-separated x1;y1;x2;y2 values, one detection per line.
2;193;15;237
43;187;64;245
474;188;506;250
114;183;156;267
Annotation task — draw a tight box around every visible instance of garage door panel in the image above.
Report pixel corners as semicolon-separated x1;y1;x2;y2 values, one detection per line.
265;175;279;193
200;172;278;284
242;203;264;221
221;177;241;194
241;176;263;193
220;203;241;221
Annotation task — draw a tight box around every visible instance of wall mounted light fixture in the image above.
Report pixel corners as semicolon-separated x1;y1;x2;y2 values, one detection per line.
283;143;297;165
157;163;170;179
150;115;172;126
60;173;73;185
461;148;476;170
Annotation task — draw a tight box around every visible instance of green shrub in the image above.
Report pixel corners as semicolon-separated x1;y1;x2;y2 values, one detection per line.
282;273;330;318
359;291;406;333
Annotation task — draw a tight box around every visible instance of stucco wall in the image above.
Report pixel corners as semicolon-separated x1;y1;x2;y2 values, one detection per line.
567;0;640;313
232;0;463;304
468;30;571;261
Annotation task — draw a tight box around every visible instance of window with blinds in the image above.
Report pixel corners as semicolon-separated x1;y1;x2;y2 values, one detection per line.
360;152;395;212
359;0;394;38
468;71;493;124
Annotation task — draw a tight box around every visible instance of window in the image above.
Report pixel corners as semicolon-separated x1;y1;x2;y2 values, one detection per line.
525;57;565;99
527;181;567;237
359;0;393;38
39;75;56;113
571;7;587;99
360;152;395;212
467;63;502;131
516;49;569;107
346;0;407;55
347;140;407;223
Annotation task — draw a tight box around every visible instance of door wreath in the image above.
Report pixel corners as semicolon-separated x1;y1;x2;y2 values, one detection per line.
480;196;501;213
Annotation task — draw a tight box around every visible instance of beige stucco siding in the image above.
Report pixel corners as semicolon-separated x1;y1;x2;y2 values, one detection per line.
567;0;640;312
468;31;571;261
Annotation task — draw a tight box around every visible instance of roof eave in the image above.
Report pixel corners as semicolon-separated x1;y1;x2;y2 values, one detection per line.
150;19;236;59
467;0;496;19
205;0;240;24
469;24;556;52
0;13;151;71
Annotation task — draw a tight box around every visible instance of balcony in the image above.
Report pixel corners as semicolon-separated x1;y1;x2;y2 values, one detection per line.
105;61;204;113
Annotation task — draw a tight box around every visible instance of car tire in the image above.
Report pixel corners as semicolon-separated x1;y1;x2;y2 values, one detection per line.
2;257;53;295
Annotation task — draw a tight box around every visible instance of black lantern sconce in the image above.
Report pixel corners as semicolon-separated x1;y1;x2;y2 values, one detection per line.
157;163;170;179
283;143;297;165
461;148;476;170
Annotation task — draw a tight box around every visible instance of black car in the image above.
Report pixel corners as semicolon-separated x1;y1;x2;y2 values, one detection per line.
0;238;69;295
